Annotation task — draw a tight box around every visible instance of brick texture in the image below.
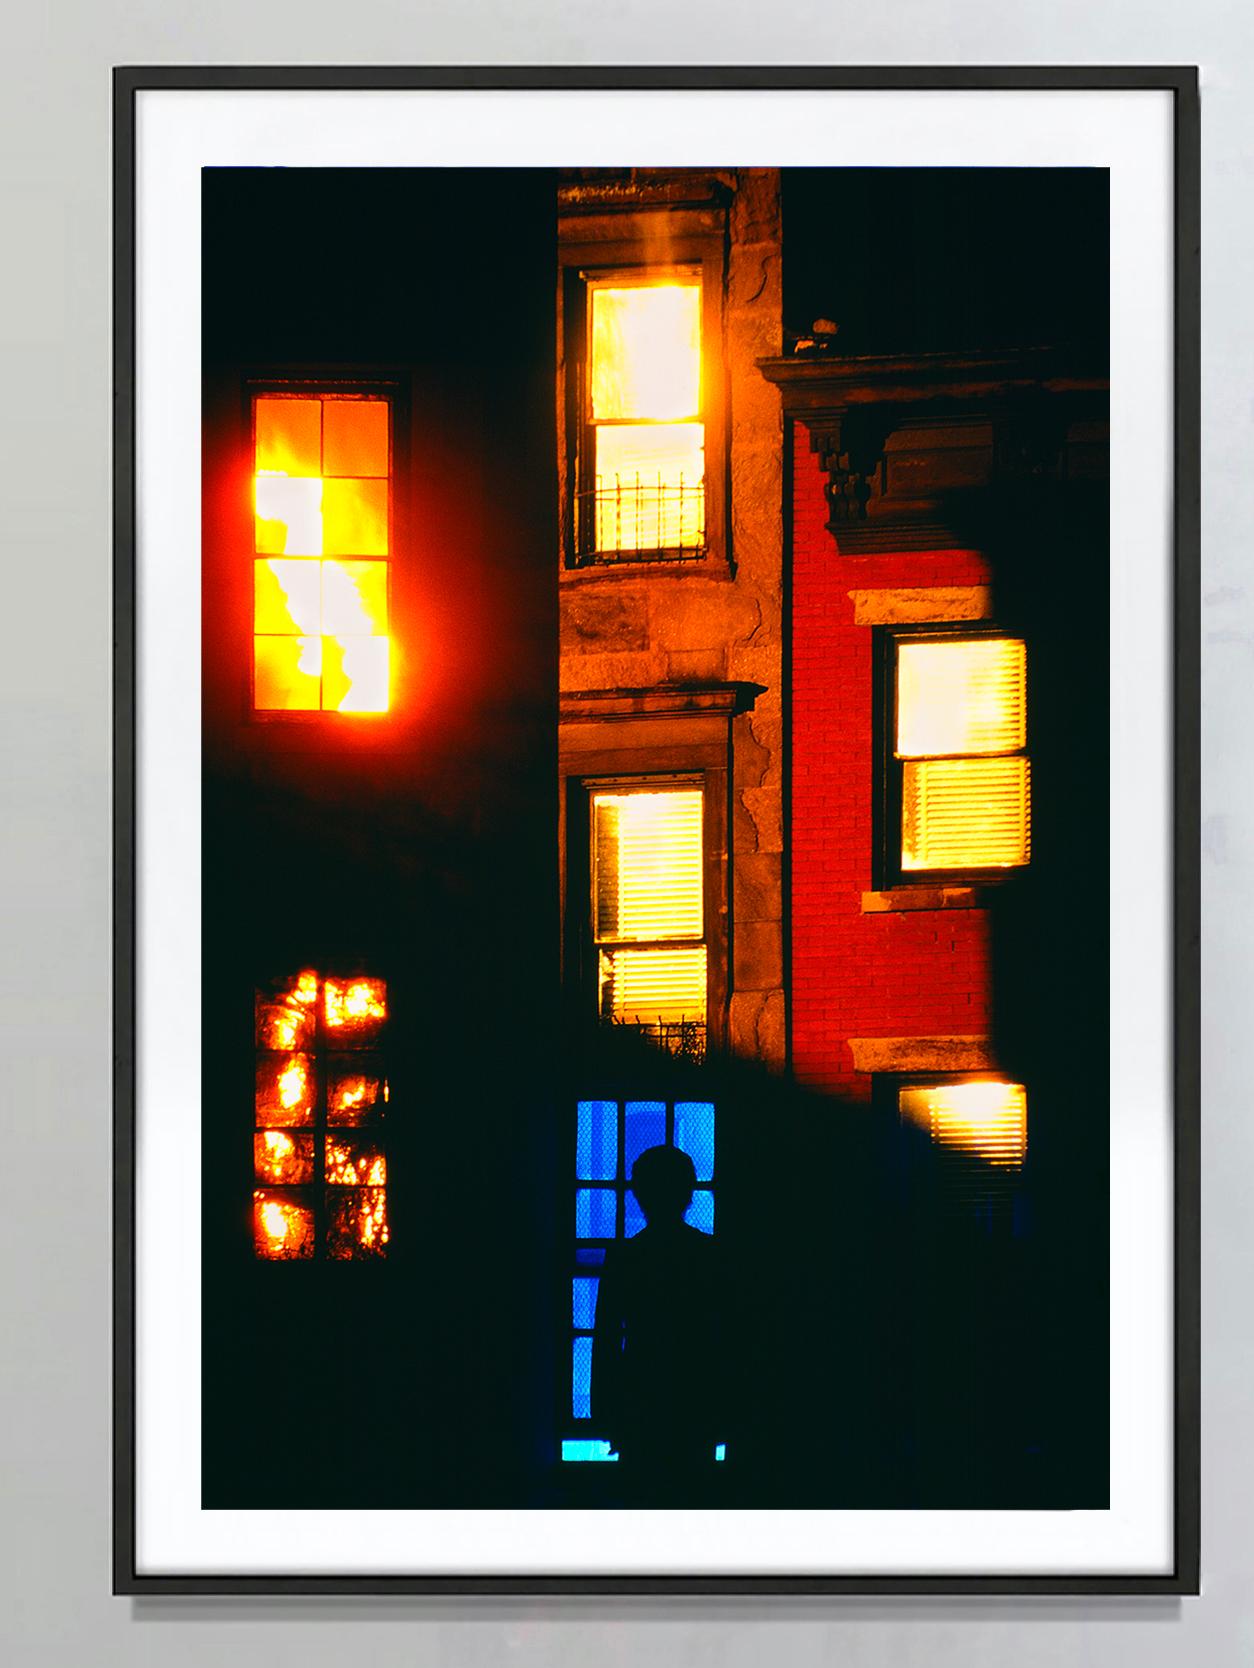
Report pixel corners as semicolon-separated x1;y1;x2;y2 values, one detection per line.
789;425;994;1100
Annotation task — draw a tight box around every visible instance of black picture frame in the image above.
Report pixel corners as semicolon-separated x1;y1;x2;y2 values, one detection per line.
113;64;1200;1596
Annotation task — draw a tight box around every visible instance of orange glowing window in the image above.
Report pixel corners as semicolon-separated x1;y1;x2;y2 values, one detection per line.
251;393;392;714
591;783;707;1057
253;970;391;1261
894;634;1030;872
581;275;704;558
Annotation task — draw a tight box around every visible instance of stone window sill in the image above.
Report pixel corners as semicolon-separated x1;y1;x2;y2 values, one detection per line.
861;885;984;914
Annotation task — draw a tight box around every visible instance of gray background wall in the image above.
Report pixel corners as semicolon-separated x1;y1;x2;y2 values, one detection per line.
0;1;1243;1660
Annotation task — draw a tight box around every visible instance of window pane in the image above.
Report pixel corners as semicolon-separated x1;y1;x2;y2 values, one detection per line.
254;635;321;710
572;1275;599;1331
254;398;321;477
593;424;704;552
561;1439;617;1462
326;1186;389;1259
322;398;389;477
321;634;389;713
327;1057;387;1125
575;1247;606;1267
322;477;388;555
572;1337;593;1420
324;1136;387;1187
575;1188;617;1240
255;474;324;556
593;789;703;942
255;1054;316;1127
590;283;701;421
598;945;707;1026
673;1101;716;1182
576;1099;618;1180
896;637;1026;758
323;978;387;1046
253;1188;316;1259
254;1131;315;1186
684;1189;715;1235
624;1101;667;1174
902;757;1031;870
321;560;388;636
255;972;318;1050
254;559;321;635
899;1081;1028;1169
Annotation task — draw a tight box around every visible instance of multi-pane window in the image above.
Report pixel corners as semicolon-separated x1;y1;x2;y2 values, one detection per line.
252;393;391;713
893;633;1030;873
253;969;390;1260
564;1096;716;1461
591;783;707;1056
579;273;704;560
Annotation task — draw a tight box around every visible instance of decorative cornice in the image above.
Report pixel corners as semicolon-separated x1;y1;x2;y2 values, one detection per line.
560;682;765;724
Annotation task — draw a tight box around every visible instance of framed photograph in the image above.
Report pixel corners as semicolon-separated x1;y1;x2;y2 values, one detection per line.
114;66;1199;1594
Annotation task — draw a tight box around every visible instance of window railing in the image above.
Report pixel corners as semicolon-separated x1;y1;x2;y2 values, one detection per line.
575;476;706;565
607;1014;707;1063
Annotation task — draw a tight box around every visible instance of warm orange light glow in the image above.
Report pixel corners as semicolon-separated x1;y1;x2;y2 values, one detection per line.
899;1080;1028;1169
325;1138;387;1187
594;423;705;553
896;638;1026;759
326;1187;389;1259
902;757;1031;870
255;972;318;1050
325;978;387;1034
322;477;388;556
591;283;701;421
254;1130;315;1185
253;1190;316;1259
255;398;321;476
327;1065;387;1125
255;1054;315;1127
322;399;389;478
598;944;708;1027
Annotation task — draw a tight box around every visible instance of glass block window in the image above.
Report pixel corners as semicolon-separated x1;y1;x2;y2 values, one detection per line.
252;394;391;713
592;784;707;1056
894;634;1030;872
580;275;704;559
563;1096;717;1459
253;970;390;1260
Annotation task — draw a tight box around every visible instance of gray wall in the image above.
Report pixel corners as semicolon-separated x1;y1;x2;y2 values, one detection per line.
0;0;1245;1660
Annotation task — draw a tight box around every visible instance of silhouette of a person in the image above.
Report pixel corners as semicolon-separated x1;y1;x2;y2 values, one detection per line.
592;1144;726;1491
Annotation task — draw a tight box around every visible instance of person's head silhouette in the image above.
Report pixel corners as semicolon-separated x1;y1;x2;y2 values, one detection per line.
630;1145;696;1229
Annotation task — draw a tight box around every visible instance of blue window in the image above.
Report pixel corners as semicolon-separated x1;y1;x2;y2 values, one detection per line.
564;1096;719;1458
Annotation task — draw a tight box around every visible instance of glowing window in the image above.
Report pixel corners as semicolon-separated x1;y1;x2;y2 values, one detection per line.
566;1097;717;1456
894;634;1030;872
252;394;391;714
253;970;391;1261
899;1079;1028;1170
581;276;704;559
591;784;706;1056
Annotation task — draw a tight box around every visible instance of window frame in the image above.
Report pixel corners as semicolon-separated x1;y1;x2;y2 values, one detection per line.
875;621;1032;888
559;235;727;571
876;1069;1030;1232
565;768;727;1058
243;374;403;724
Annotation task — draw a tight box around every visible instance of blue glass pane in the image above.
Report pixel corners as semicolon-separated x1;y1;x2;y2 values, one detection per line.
623;1190;645;1239
714;1443;726;1462
575;1246;606;1267
576;1099;618;1180
572;1336;593;1420
562;1439;618;1463
572;1275;599;1331
575;1188;617;1240
684;1189;715;1234
625;1101;667;1173
673;1101;715;1181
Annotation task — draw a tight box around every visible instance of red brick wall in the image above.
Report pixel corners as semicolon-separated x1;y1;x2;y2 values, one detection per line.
789;424;994;1099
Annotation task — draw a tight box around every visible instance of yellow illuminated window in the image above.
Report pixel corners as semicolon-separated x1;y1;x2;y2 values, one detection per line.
252;393;391;713
895;634;1030;871
899;1079;1028;1170
583;276;704;557
253;970;391;1261
591;785;707;1054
